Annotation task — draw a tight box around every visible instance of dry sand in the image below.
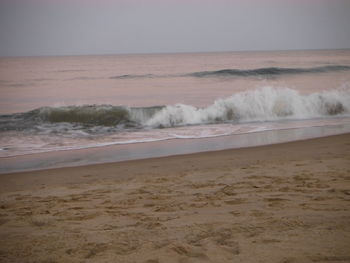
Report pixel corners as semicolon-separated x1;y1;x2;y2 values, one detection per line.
0;134;350;263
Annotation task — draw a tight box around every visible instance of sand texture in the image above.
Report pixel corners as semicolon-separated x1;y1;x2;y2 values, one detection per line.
0;134;350;263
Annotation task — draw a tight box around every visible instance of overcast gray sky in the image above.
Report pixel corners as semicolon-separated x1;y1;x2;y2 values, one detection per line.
1;0;350;56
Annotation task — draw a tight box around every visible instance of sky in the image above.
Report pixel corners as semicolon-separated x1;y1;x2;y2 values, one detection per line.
0;0;350;56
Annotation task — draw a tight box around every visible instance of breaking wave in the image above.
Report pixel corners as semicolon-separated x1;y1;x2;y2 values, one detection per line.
1;87;349;132
110;65;350;79
146;87;350;127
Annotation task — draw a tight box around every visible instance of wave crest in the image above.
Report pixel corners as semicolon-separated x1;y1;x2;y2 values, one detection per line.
189;65;350;78
110;65;350;79
33;105;131;126
146;87;350;127
0;87;349;132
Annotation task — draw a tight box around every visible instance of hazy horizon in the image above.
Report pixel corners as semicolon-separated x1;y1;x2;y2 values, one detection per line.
1;0;350;57
3;48;350;59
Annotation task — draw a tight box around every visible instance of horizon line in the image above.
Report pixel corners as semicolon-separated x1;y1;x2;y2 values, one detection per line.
1;47;350;59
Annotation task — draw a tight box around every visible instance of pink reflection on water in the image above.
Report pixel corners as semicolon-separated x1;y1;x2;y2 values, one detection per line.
1;50;350;114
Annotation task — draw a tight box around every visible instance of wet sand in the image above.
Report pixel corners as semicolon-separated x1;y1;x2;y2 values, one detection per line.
0;134;350;263
2;123;350;174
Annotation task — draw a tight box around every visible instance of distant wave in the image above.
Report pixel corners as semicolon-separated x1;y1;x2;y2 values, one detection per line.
110;74;156;79
188;65;350;78
56;69;87;73
1;87;349;133
110;65;350;79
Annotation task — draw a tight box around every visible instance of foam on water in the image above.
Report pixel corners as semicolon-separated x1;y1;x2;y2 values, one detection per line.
0;87;350;157
1;87;349;132
146;86;350;127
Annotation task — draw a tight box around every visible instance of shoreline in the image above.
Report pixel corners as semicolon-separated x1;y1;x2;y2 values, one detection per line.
1;123;350;174
0;133;350;262
1;133;350;191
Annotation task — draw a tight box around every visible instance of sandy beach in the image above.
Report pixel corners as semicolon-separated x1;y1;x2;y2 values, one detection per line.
0;134;350;263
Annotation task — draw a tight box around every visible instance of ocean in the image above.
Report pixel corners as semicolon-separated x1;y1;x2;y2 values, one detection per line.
1;49;350;171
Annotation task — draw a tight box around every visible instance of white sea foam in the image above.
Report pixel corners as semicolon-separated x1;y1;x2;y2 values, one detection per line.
1;87;350;158
146;87;350;127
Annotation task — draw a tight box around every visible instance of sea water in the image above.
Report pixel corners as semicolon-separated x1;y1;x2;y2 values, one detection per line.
1;49;350;160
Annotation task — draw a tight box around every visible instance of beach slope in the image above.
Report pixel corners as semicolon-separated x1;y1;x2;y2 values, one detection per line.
1;134;350;263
